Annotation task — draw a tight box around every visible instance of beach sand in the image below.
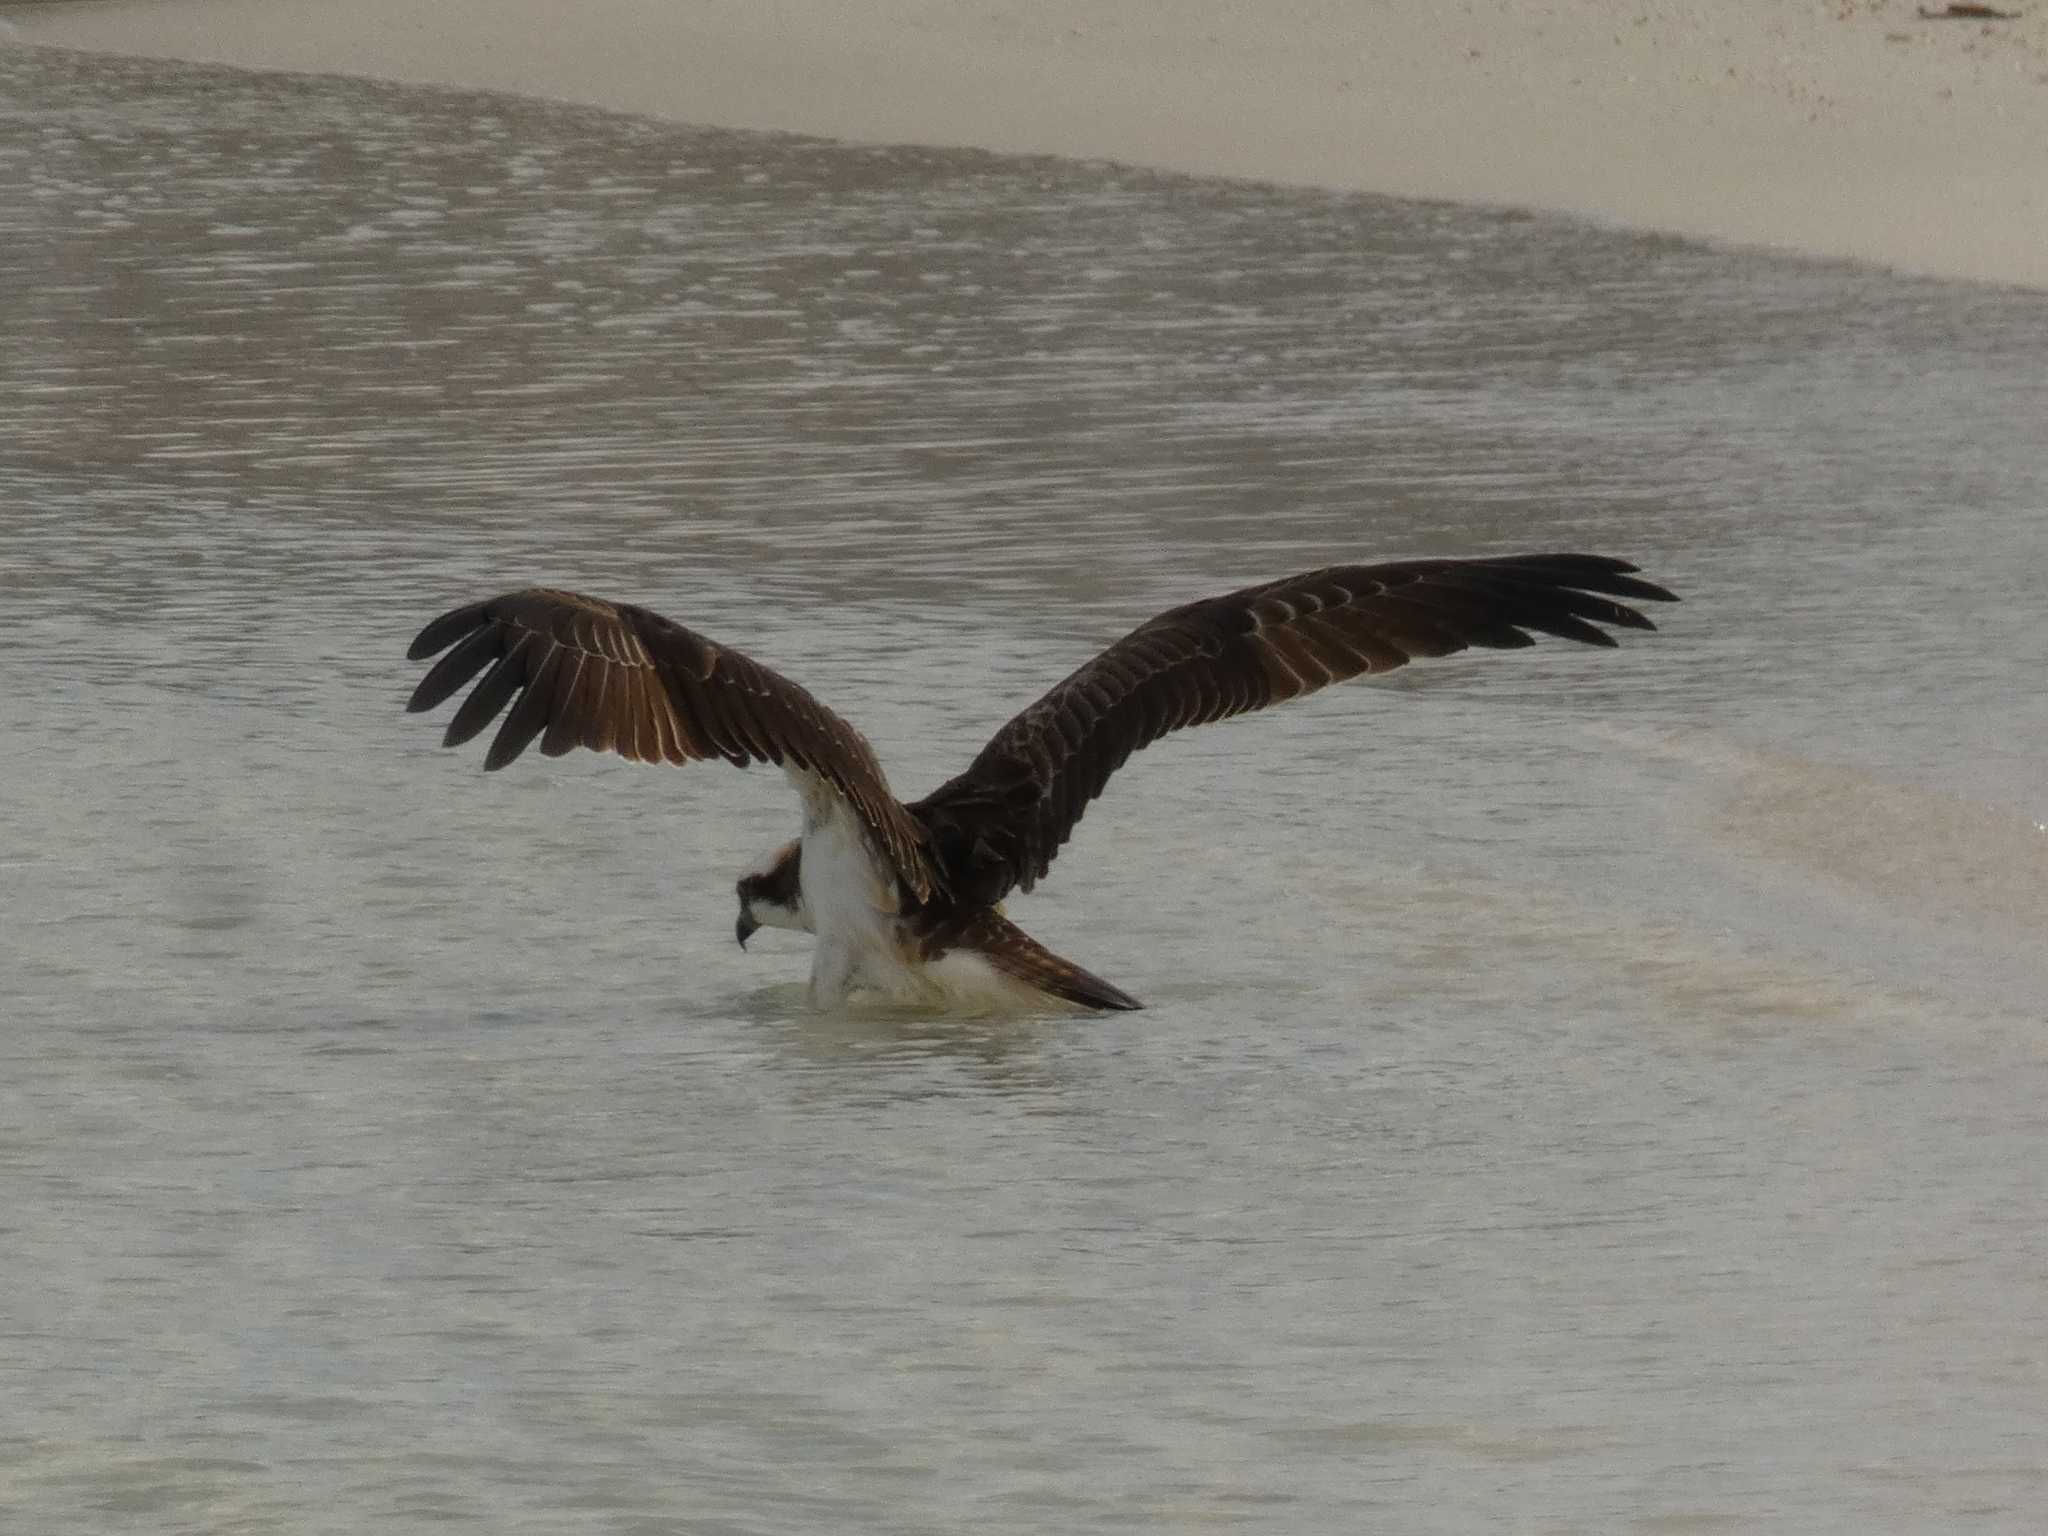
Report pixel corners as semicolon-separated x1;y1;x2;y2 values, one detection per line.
6;0;2047;288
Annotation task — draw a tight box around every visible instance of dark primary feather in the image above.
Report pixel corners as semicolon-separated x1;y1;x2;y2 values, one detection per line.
910;553;1677;906
405;587;940;902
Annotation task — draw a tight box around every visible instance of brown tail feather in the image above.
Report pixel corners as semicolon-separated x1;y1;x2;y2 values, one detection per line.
927;909;1143;1012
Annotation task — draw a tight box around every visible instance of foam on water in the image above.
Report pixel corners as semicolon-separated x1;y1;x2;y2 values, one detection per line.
1588;723;2048;1020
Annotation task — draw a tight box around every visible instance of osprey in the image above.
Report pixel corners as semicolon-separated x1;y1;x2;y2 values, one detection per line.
405;553;1675;1011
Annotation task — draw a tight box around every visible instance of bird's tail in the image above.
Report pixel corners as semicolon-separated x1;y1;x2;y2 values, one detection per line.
931;909;1143;1012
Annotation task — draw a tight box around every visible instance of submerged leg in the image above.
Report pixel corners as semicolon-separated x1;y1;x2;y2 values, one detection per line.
807;938;862;1009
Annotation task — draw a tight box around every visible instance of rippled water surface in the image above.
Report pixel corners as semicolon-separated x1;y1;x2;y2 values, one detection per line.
3;44;2046;1534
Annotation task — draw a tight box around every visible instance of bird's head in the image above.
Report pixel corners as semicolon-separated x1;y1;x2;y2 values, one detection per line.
734;838;806;949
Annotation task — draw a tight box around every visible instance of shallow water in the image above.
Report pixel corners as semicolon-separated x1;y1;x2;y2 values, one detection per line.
2;43;2046;1534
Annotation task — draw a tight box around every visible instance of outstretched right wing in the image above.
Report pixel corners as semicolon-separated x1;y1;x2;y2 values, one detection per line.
405;587;941;902
912;553;1676;905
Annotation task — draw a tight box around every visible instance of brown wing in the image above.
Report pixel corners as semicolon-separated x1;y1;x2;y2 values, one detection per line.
405;587;940;902
910;553;1677;904
913;908;1144;1012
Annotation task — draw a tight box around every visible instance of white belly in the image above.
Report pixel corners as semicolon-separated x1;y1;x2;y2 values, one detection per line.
788;773;1079;1014
795;798;1063;1014
798;793;911;1006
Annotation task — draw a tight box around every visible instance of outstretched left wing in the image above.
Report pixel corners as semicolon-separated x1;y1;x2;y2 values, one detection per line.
405;587;941;902
912;552;1676;906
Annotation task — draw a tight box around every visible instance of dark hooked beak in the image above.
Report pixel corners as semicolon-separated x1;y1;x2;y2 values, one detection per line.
735;911;759;949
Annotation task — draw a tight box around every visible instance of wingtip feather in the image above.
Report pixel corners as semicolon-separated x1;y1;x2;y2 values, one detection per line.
406;601;491;662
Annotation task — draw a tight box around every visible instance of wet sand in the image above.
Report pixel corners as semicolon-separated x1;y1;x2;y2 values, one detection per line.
6;0;2046;288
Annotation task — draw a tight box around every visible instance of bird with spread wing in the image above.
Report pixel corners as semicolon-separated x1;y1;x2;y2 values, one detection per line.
405;553;1676;1010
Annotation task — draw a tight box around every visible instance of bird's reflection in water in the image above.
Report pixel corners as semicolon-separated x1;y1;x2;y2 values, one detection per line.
730;983;1086;1106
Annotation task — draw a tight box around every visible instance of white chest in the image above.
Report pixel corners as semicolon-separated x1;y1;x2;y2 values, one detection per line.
784;773;1049;1012
797;792;910;1003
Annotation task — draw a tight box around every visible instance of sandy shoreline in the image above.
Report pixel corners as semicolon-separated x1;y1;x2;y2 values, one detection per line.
7;0;2047;288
